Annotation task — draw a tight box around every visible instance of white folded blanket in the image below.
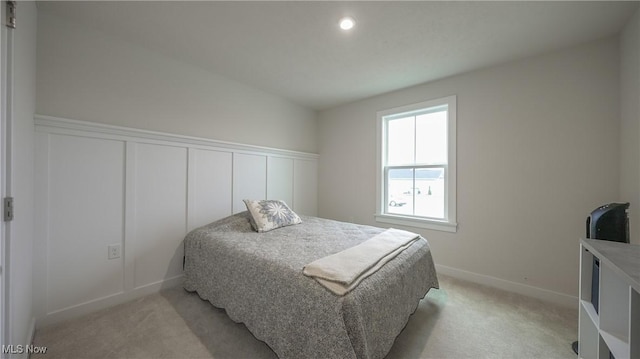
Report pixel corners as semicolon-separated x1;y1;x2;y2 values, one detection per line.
303;228;421;296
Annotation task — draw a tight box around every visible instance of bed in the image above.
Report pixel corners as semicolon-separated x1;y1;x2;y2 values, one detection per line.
183;211;439;359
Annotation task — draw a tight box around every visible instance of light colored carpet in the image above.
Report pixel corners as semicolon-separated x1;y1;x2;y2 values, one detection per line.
32;275;578;359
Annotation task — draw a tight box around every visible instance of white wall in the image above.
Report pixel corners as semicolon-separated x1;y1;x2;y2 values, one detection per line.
35;11;317;154
34;7;320;327
620;8;640;246
34;117;318;326
6;0;37;351
318;37;620;300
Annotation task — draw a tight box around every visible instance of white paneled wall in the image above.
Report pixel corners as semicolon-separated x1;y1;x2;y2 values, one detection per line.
267;157;294;205
46;135;125;313
232;153;268;213
187;148;233;231
132;144;187;289
294;159;319;217
34;116;318;325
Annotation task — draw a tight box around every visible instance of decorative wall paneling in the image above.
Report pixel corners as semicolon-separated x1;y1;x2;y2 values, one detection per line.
34;115;318;325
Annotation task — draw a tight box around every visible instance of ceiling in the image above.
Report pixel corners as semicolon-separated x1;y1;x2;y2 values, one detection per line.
37;1;639;111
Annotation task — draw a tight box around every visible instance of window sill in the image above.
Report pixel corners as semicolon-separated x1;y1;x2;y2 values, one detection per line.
374;214;458;233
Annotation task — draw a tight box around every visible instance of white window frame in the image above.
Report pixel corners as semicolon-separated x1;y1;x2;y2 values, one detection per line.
375;95;457;232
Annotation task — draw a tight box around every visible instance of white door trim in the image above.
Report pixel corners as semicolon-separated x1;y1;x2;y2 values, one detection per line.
0;0;14;354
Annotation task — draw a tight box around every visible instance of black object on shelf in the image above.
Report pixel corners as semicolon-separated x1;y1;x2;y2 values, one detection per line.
591;257;600;313
586;202;630;244
573;202;630;356
588;203;629;315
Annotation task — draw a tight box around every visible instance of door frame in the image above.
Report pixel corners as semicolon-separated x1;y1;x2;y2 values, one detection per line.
0;0;13;354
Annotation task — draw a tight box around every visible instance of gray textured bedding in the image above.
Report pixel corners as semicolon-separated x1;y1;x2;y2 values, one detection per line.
183;212;439;359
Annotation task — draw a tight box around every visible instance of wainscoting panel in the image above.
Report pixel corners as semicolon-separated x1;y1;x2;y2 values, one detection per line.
46;134;125;313
232;153;267;213
133;143;187;289
188;148;233;231
294;159;318;216
34;115;319;326
267;156;294;205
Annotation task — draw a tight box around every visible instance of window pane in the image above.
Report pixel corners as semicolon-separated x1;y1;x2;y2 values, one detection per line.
414;168;445;219
415;110;447;165
378;96;456;229
387;168;414;216
387;116;415;166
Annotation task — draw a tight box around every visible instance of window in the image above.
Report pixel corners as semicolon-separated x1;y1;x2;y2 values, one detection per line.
376;96;457;232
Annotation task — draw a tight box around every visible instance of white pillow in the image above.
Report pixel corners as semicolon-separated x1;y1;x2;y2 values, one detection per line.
243;199;302;233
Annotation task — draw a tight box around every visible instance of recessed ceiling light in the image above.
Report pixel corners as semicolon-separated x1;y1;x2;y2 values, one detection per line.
339;17;355;31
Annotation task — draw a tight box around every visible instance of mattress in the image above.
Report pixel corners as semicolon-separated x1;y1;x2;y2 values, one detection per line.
183;212;439;359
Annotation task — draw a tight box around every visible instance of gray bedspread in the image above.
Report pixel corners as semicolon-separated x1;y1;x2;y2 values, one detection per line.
183;212;439;359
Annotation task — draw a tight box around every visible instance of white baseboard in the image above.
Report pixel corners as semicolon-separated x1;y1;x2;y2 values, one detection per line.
435;264;578;308
35;275;183;328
